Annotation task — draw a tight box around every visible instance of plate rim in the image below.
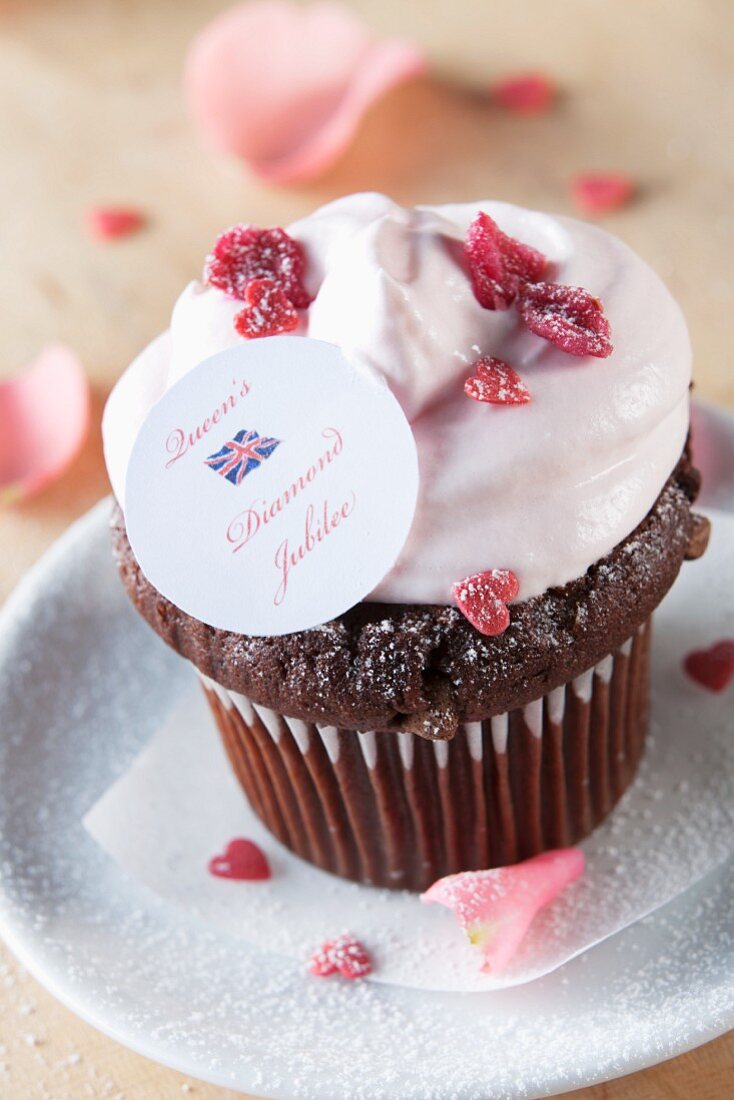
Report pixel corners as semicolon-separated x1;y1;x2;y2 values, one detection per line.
0;402;733;1099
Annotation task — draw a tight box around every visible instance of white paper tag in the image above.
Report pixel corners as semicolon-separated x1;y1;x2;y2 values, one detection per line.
124;337;419;635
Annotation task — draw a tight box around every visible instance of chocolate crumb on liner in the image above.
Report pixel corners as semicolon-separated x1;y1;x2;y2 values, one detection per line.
202;621;650;891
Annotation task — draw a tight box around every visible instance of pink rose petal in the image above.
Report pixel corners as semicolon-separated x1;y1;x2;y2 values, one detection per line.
421;849;585;973
207;838;271;880
184;1;427;184
0;345;90;504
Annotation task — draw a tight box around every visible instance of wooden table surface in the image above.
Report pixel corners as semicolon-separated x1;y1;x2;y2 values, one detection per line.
1;0;732;1096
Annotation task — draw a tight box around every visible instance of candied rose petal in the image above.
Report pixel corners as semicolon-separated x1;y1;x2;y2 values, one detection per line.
207;838;271;880
308;935;372;980
185;1;426;185
517;281;613;358
0;345;90;504
464;357;531;405
492;72;556;114
452;568;519;637
570;172;635;215
465;212;548;310
85;206;145;240
204;223;311;307
234;278;300;339
421;849;585;973
683;640;734;693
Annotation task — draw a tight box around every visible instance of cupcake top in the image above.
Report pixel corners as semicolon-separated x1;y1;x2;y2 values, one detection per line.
104;192;691;608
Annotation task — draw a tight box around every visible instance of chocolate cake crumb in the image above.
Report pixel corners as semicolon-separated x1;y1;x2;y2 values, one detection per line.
685;513;711;560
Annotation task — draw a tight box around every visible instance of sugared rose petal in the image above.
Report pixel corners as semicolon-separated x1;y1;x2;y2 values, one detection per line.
185;1;426;185
421;849;585;973
85;206;145;240
234;278;300;338
207;838;271;880
204;224;310;307
492;72;556;114
517;281;613;358
0;345;90;504
465;212;548;310
683;641;734;693
308;934;372;980
452;568;519;637
464;357;530;406
570;173;635;216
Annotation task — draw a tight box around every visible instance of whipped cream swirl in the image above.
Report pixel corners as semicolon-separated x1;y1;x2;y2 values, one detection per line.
103;193;691;606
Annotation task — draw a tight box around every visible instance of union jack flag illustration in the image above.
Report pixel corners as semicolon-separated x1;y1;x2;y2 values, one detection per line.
204;428;281;486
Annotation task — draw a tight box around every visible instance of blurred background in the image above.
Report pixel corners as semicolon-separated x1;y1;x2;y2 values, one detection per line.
0;1;732;1096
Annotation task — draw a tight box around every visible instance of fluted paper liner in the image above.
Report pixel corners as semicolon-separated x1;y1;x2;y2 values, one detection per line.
203;623;650;891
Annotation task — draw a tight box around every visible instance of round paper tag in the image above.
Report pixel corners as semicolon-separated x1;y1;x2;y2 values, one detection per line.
125;337;419;636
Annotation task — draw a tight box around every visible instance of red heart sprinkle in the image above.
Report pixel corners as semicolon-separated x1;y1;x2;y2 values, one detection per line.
452;569;519;637
517;281;613;358
683;640;734;693
204;224;311;307
208;838;271;880
464;357;530;405
570;173;635;216
86;206;145;241
492;72;556;114
234;278;300;339
308;935;372;980
465;212;548;311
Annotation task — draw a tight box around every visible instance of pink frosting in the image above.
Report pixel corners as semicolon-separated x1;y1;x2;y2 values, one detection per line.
103;193;691;606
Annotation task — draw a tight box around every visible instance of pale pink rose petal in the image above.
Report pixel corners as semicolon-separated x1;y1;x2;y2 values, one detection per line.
184;1;427;184
421;849;585;973
0;345;90;504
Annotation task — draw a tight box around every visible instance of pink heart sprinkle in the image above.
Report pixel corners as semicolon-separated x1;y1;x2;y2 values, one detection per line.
452;568;519;637
207;838;271;880
683;640;734;693
422;849;585;973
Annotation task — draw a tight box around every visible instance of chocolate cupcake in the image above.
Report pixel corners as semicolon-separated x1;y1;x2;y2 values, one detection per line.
104;193;706;891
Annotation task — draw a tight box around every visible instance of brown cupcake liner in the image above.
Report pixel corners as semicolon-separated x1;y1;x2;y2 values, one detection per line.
200;619;651;892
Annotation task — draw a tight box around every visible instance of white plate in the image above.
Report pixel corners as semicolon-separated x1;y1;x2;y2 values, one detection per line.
0;402;732;1100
